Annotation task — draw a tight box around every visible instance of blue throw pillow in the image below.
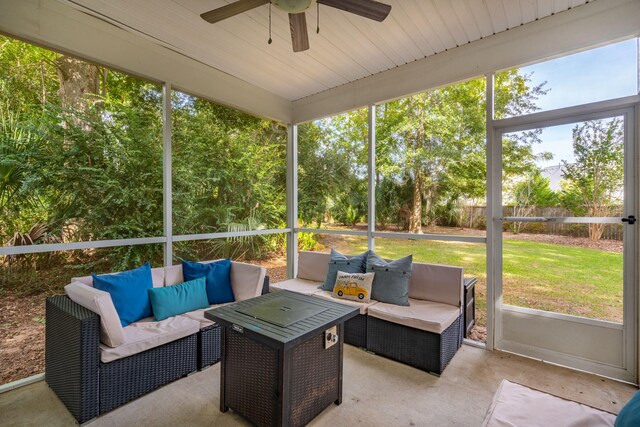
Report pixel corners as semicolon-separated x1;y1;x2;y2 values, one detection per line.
148;277;209;321
92;262;154;327
320;249;369;291
182;259;234;304
616;390;640;427
366;252;413;306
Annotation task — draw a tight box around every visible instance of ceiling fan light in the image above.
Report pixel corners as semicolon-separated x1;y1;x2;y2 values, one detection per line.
273;0;312;13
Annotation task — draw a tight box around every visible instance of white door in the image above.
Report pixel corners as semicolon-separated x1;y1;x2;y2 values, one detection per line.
492;104;637;382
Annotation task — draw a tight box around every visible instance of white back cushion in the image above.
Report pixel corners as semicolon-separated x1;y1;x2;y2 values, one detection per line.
64;281;125;347
164;260;221;286
297;251;330;282
72;266;165;288
163;264;184;286
230;261;266;301
408;262;463;307
164;260;265;301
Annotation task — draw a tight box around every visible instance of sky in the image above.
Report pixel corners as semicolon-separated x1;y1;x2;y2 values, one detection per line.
510;37;639;169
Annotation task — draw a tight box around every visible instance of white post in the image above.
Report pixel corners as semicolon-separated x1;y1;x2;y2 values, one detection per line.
162;83;173;267
485;73;499;351
368;105;376;252
286;124;299;279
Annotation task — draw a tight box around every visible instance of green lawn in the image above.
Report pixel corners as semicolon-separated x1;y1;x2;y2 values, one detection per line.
319;235;623;325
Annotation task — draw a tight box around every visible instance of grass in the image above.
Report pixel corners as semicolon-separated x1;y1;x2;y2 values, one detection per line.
320;234;623;325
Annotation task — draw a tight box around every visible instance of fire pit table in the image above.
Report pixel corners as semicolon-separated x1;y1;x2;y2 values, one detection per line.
205;290;359;427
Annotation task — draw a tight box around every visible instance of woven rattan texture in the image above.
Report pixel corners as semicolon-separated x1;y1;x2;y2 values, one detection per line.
261;275;270;295
440;315;464;371
45;296;100;424
225;329;278;427
344;313;367;348
366;314;463;374
99;333;197;413
289;332;340;426
198;324;221;369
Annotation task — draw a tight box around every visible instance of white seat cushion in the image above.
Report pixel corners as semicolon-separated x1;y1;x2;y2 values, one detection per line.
65;281;125;348
312;290;377;315
483;380;615;427
269;278;321;295
367;298;460;334
179;303;232;328
100;316;200;363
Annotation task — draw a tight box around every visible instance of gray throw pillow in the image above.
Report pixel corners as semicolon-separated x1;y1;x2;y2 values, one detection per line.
319;249;369;291
366;252;413;306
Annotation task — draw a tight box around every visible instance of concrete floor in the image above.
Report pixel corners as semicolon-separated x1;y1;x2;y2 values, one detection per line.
0;345;637;427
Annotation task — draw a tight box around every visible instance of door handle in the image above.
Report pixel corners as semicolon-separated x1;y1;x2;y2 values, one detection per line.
622;216;636;225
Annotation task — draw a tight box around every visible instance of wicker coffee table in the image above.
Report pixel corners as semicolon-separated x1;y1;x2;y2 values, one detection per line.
205;290;359;427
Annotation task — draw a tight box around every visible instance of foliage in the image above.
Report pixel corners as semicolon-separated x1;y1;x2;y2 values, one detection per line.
373;72;546;233
298;109;368;228
560;119;624;240
509;173;558;234
297;232;323;251
172;92;287;236
0;35;286;295
297;73;546;234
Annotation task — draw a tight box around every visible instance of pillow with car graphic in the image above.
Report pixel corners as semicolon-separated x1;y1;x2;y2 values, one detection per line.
332;271;375;303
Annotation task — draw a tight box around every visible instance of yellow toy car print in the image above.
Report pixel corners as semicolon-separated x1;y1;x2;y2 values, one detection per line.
334;281;367;300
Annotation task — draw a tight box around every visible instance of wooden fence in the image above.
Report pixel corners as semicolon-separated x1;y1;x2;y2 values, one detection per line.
461;206;624;241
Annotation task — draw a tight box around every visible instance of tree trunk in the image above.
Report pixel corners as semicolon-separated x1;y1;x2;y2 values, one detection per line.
54;56;100;130
589;223;605;241
409;172;423;234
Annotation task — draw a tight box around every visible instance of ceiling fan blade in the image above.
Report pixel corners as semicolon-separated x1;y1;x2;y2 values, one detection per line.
289;12;309;53
317;0;391;22
200;0;269;23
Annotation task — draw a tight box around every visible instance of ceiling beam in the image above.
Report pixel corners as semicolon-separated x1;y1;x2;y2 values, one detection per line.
292;0;640;123
0;0;293;123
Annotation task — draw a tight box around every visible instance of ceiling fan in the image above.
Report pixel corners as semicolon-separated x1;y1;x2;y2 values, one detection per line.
200;0;392;53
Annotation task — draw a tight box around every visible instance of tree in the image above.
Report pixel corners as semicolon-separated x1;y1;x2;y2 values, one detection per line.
561;119;624;241
376;72;547;233
509;173;558;234
297;109;368;228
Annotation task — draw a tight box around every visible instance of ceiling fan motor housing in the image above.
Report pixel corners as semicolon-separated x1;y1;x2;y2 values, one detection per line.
273;0;313;13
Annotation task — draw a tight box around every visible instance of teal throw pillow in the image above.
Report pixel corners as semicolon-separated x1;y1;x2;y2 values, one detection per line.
182;259;234;304
366;252;413;306
320;249;369;291
92;262;154;327
148;277;209;321
616;390;640;427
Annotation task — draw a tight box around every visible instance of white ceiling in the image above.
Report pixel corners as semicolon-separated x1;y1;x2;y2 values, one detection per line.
64;0;589;102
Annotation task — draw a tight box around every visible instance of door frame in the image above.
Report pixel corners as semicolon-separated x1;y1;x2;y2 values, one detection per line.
487;94;640;383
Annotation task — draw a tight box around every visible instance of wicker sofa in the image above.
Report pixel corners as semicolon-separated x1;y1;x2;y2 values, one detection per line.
270;251;465;375
45;260;266;424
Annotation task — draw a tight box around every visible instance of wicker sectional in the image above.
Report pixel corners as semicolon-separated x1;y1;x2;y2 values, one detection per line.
45;262;268;424
367;314;463;375
270;251;467;376
46;295;218;423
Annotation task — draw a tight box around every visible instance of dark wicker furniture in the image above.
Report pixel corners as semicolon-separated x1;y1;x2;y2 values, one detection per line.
205;290;358;427
366;313;464;375
45;295;201;423
463;277;477;338
343;313;367;348
46;275;270;422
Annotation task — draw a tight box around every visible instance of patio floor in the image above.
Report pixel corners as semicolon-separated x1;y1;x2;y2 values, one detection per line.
0;344;636;426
